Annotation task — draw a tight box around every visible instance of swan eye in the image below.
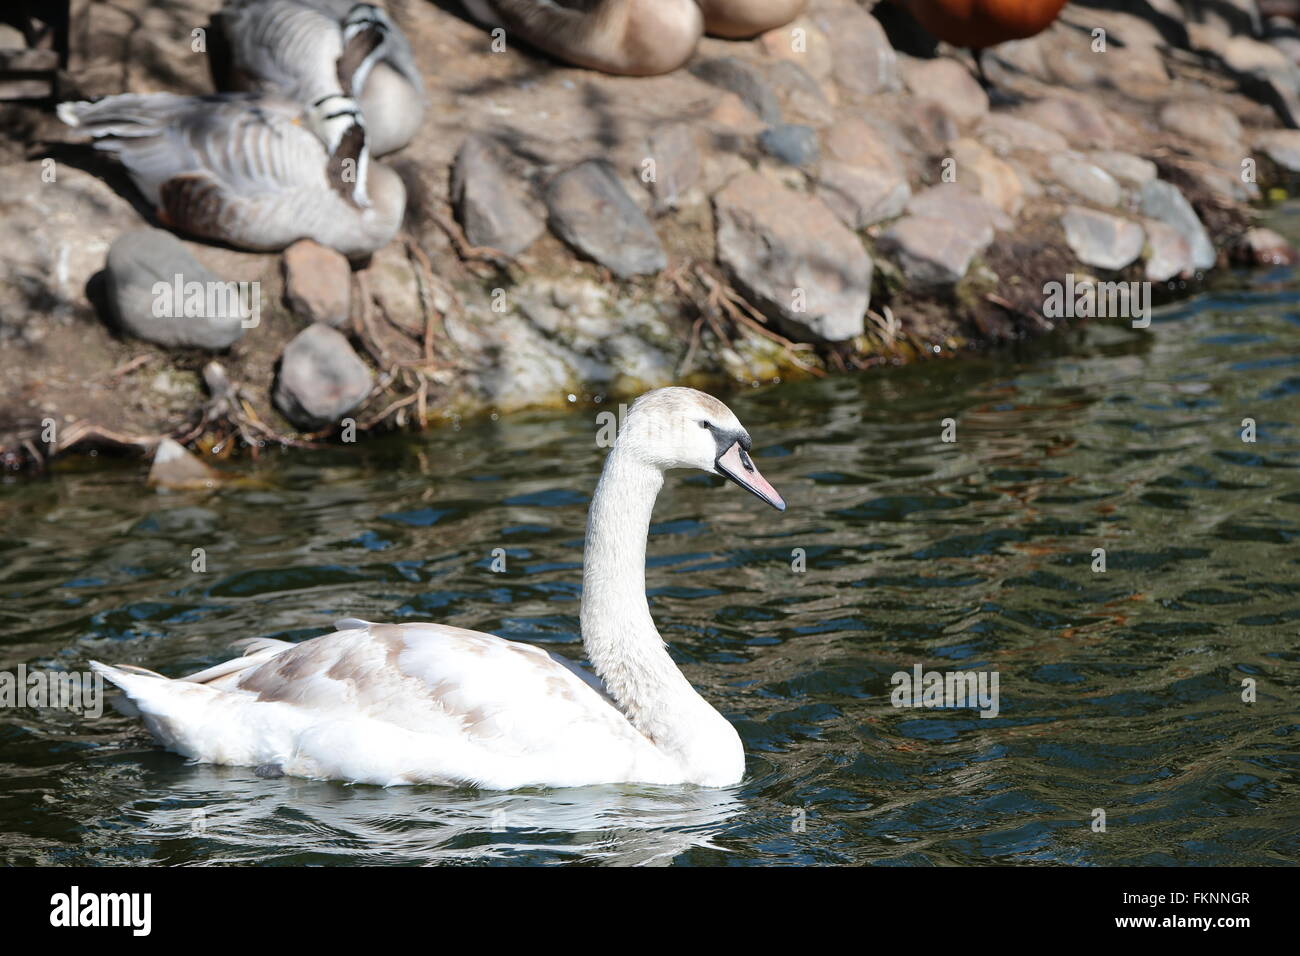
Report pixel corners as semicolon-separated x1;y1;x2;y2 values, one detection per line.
699;420;712;430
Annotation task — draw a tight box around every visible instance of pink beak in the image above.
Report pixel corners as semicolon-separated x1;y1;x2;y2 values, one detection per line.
716;442;786;511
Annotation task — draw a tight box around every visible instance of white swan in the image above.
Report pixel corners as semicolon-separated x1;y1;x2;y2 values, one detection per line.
57;92;405;258
91;388;787;789
220;0;425;156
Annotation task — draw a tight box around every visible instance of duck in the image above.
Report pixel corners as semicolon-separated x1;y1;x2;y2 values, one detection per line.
460;0;705;76
901;0;1069;51
57;92;405;258
219;0;425;156
90;387;788;789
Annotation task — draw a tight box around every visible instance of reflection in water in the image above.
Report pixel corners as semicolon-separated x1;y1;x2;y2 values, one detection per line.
2;272;1299;866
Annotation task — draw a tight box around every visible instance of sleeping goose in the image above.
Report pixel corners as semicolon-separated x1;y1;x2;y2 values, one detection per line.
460;0;705;75
90;387;788;789
460;1;808;74
220;0;425;155
57;92;405;258
697;0;809;39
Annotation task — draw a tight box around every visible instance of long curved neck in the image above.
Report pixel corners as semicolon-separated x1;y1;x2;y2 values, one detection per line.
580;445;716;748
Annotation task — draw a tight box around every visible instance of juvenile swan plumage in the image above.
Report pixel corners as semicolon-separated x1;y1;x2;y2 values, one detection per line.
91;388;787;789
57;92;404;257
220;0;425;155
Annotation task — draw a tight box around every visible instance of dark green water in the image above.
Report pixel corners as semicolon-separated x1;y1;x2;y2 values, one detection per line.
2;271;1299;866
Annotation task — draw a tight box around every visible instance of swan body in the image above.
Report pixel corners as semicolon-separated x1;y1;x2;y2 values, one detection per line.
57;92;404;258
91;388;787;789
220;0;425;155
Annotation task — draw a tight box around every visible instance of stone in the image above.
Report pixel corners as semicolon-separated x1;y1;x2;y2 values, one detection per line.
645;122;702;215
1048;153;1123;207
759;123;820;167
823;117;901;171
692;57;781;124
104;228;248;350
976;114;1068;154
1231;227;1299;266
1139;180;1217;271
814;4;899;97
1158;101;1244;149
816;161;911;230
1089;151;1158;188
899;56;989;125
273;324;373;430
708;91;766;133
451;134;544;258
1142;218;1194;283
713;172;871;342
878;215;988;287
1060;207;1146;271
907;184;1011;245
951;138;1023;215
759;17;833;82
147;437;219;490
545;160;666;279
282;239;351;327
1256;129;1300;170
1022;97;1116;149
765;60;834;127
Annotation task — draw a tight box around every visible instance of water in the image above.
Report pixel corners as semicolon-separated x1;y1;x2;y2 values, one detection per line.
2;275;1299;866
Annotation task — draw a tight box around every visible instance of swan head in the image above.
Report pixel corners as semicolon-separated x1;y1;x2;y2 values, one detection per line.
620;387;785;511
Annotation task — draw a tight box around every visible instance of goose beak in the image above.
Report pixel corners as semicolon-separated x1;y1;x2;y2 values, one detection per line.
716;442;786;512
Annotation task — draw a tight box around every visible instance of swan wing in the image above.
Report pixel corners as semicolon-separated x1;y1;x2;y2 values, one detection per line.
94;622;676;788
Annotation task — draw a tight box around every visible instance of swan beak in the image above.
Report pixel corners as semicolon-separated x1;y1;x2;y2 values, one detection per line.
716;442;786;511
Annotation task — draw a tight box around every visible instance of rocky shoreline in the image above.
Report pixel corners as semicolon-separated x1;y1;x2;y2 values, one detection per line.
3;0;1300;478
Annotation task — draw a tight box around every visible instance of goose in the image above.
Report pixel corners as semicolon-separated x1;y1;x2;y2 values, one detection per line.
90;388;787;789
220;0;425;156
697;0;809;39
57;92;405;258
460;0;705;75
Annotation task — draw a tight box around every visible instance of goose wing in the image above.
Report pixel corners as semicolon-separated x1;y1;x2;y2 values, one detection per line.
60;92;328;240
220;0;345;101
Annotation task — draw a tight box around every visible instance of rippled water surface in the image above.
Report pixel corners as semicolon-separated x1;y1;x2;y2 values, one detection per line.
3;270;1300;866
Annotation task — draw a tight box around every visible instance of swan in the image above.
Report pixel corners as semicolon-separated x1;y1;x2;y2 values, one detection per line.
90;388;787;789
57;92;405;258
461;2;809;74
219;0;425;156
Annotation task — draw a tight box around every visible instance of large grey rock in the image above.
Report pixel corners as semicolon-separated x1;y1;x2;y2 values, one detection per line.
546;161;666;279
105;228;248;349
714;172;870;342
878;215;989;287
1158;101;1243;149
452;134;544;258
1060;207;1145;271
273;324;373;430
1139;180;1217;271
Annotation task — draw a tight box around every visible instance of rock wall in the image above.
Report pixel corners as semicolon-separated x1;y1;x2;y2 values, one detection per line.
2;0;1298;472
